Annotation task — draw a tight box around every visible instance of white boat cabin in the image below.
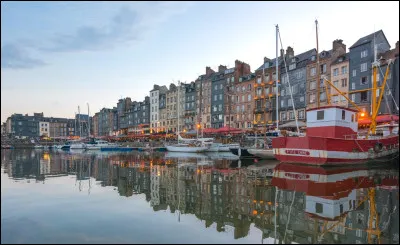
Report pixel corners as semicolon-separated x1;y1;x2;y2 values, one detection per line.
306;106;359;138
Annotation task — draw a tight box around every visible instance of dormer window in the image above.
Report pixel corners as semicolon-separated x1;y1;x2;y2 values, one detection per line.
291;58;296;63
311;56;316;61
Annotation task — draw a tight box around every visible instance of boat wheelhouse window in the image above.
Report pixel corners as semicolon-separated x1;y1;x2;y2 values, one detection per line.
351;114;354;122
317;110;324;120
342;110;346;120
316;203;323;213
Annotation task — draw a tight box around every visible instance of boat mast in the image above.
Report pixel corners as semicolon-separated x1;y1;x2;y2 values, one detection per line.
316;20;320;107
177;81;180;144
87;103;90;138
275;25;279;130
78;106;81;138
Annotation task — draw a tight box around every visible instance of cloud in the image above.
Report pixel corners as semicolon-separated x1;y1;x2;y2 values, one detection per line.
1;2;194;69
1;43;46;69
42;7;140;52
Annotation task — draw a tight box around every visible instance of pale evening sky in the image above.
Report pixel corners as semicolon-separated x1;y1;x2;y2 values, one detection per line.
1;1;399;122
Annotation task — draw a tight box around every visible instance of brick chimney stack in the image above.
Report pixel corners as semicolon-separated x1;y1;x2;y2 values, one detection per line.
333;39;346;55
206;66;215;76
218;65;227;73
286;46;294;58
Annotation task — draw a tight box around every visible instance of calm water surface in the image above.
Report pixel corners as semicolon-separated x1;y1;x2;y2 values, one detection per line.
1;149;399;244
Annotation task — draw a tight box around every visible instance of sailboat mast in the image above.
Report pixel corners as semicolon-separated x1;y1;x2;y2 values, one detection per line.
87;103;90;138
78;106;81;138
275;25;279;130
316;20;320;107
177;81;180;144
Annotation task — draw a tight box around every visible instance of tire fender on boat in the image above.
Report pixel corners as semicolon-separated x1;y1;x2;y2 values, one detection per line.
374;142;383;153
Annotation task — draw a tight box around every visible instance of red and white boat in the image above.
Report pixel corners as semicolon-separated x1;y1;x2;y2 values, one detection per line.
272;21;398;166
272;105;399;165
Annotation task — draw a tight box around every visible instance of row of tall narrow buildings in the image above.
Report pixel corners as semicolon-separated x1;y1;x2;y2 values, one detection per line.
93;30;397;137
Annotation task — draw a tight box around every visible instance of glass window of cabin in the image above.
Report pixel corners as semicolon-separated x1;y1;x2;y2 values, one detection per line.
342;110;346;120
317;110;324;120
316;203;323;213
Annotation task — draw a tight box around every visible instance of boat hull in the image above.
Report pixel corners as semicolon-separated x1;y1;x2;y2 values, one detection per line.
165;145;208;153
229;148;255;157
247;148;276;159
272;135;399;165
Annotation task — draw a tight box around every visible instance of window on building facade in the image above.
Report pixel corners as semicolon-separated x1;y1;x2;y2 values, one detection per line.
257;77;262;84
219;94;223;100
361;76;368;85
281;89;285;96
341;78;347;87
300;96;304;102
281;99;285;107
310;80;316;90
351;93;355;102
288;98;292;107
361;50;368;58
353;69;357;77
341;66;347;74
360;63;367;72
311;67;316;76
289;111;294;120
281;112;287;121
361;91;368;102
333;68;339;76
320;92;326;101
248;94;252;101
333;80;339;87
320;64;327;73
298;110;304;119
309;93;315;103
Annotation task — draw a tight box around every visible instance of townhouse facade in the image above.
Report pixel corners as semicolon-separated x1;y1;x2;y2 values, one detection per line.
330;53;350;107
232;73;255;129
166;83;178;133
253;52;284;129
348;30;391;115
280;47;316;123
184;82;196;131
224;60;252;128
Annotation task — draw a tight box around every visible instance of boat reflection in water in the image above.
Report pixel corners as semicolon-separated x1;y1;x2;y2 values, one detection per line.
1;149;398;244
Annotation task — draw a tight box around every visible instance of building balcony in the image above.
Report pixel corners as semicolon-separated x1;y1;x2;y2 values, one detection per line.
254;108;265;113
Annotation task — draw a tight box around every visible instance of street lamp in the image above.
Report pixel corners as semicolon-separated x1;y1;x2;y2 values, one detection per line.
196;124;201;139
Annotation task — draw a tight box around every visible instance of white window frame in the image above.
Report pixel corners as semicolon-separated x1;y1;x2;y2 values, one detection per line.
360;62;367;72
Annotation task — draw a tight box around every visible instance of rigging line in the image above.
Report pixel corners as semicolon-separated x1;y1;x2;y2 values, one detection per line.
378;64;399;111
278;29;300;134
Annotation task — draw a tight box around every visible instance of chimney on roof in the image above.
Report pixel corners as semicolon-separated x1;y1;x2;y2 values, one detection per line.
206;66;215;76
218;65;227;73
280;49;285;60
286;46;294;58
333;39;346;56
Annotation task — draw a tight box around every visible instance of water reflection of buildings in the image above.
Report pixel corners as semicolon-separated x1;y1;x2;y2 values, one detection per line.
272;163;399;244
1;150;398;244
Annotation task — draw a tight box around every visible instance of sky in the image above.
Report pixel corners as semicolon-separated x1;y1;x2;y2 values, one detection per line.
1;1;399;122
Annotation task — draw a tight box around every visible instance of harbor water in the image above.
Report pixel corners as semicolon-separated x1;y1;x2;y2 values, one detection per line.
1;149;398;244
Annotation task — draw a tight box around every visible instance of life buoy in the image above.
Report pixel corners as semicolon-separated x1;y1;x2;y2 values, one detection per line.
374;142;383;153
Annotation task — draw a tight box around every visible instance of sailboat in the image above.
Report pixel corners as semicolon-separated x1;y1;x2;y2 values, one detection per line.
165;82;210;153
272;20;399;165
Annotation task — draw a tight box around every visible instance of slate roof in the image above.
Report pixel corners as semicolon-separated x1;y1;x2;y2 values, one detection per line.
349;30;388;49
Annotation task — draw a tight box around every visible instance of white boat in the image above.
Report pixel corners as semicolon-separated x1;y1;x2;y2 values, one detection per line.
247;148;275;159
69;140;86;149
165;143;209;153
86;139;118;150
